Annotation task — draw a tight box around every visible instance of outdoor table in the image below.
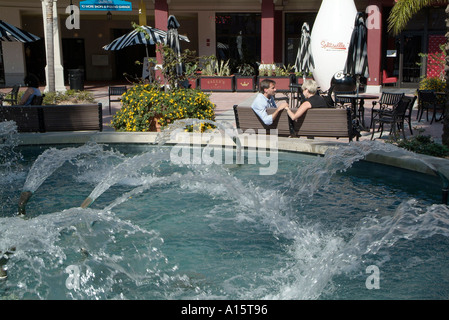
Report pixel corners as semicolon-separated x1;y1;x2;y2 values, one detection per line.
336;94;378;129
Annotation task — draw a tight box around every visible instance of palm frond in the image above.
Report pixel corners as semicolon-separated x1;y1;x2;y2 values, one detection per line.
388;0;448;35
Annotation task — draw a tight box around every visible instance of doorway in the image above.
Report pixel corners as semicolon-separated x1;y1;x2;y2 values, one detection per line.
399;33;424;87
62;38;86;83
387;33;424;88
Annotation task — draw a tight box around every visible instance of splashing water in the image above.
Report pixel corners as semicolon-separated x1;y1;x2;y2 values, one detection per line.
1;119;449;299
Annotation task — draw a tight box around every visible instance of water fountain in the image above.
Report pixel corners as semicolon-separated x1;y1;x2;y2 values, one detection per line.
1;120;449;299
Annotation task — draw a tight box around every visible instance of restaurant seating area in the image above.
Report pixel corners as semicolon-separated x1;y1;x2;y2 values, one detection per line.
284;83;444;142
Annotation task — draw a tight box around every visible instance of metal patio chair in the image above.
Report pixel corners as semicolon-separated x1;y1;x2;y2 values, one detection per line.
369;92;404;129
108;86;127;115
371;96;409;140
417;90;445;124
0;84;20;105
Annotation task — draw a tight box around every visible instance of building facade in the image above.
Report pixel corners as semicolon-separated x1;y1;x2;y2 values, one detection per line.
0;0;446;91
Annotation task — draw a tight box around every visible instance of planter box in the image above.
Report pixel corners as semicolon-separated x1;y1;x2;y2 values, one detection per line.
235;75;257;92
258;75;293;92
187;78;199;89
296;77;313;85
200;76;235;92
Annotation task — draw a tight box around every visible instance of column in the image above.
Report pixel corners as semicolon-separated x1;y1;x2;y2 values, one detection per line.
197;11;216;57
366;1;382;93
139;0;147;26
154;0;168;63
153;0;169;81
41;0;66;92
260;0;275;68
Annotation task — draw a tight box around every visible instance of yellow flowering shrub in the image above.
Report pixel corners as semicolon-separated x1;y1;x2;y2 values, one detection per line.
111;83;216;132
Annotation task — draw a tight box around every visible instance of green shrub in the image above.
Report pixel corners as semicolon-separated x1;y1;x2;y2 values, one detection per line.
111;83;216;132
419;77;446;92
393;134;449;158
42;90;95;105
14;89;95;105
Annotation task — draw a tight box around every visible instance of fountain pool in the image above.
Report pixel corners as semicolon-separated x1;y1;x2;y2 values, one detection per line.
1;121;449;300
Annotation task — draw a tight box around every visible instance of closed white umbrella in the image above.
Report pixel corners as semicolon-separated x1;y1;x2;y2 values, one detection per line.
165;15;183;76
295;22;315;82
344;12;369;96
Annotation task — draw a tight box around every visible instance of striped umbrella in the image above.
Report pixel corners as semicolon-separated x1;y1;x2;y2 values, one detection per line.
165;15;183;76
295;22;314;82
344;12;369;96
102;25;189;56
0;20;40;42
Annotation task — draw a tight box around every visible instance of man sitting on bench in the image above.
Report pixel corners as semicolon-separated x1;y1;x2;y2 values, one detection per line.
251;79;288;125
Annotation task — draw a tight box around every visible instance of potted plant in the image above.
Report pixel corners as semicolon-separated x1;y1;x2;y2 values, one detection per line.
258;64;294;91
199;55;235;92
185;61;200;89
235;63;257;92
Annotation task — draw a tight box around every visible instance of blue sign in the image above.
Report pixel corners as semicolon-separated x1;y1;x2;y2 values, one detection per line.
80;0;132;11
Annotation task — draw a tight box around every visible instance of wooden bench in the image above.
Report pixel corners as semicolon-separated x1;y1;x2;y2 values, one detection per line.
0;103;103;132
233;105;292;136
0;106;42;132
233;105;357;141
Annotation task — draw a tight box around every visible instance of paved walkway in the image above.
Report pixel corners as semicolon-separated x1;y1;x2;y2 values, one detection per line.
1;82;444;143
91;83;443;143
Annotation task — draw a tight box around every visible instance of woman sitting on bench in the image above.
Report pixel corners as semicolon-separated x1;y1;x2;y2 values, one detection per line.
285;79;327;121
19;74;42;106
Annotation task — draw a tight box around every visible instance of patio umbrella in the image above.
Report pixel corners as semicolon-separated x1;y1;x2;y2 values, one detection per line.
0;20;40;42
294;22;314;82
343;12;369;96
165;15;183;76
102;25;189;57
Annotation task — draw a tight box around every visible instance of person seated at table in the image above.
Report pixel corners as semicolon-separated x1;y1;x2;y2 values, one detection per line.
285;79;327;121
251;79;288;125
19;74;42;106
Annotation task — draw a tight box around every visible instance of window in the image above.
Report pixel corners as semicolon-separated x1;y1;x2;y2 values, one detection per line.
215;13;261;63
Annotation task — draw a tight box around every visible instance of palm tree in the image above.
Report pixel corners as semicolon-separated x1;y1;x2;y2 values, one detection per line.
388;0;449;145
45;0;55;92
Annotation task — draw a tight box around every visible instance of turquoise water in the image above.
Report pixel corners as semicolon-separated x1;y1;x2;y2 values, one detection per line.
1;122;449;300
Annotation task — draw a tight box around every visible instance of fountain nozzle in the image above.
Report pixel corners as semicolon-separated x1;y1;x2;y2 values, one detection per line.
80;197;93;209
18;191;32;216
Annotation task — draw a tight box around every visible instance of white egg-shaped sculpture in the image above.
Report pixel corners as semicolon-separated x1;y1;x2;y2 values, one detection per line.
310;0;357;91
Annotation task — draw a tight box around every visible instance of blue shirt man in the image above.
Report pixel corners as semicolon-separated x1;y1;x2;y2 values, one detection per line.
251;79;288;125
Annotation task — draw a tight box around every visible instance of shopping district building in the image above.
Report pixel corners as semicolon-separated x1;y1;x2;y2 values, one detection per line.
0;0;447;92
